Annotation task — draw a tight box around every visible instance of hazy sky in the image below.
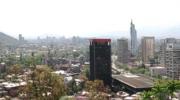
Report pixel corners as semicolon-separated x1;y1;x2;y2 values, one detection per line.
0;0;180;39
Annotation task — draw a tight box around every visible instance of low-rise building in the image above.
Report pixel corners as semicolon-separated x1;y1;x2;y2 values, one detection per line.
112;74;154;94
149;66;167;77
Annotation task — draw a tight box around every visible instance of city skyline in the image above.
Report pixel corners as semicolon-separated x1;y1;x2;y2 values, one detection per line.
0;0;180;39
0;0;180;99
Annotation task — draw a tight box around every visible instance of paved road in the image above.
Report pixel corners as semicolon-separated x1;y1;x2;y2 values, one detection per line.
111;55;125;74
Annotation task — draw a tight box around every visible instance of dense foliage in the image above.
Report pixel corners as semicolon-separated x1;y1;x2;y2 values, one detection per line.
85;80;110;100
22;66;66;100
141;80;180;100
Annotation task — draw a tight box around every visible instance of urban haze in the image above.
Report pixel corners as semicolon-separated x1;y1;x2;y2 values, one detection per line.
0;0;180;100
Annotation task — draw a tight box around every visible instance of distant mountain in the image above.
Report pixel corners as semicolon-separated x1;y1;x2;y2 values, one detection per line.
138;25;180;39
0;32;18;46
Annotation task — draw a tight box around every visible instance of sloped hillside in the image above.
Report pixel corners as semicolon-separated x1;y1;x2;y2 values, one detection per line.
0;32;18;46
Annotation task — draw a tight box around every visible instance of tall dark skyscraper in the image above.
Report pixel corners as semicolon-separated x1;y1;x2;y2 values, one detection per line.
89;39;112;86
130;20;138;57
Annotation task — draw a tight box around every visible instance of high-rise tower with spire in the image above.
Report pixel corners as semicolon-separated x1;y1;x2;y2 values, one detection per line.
130;20;138;56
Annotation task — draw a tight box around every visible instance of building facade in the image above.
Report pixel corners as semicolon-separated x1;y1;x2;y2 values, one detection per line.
159;38;177;66
117;38;129;64
159;38;180;80
89;39;112;86
141;37;155;64
149;66;167;77
165;42;180;80
130;20;138;57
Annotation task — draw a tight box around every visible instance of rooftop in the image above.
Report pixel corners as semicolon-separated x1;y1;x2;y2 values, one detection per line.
112;74;154;89
149;66;166;69
89;38;111;43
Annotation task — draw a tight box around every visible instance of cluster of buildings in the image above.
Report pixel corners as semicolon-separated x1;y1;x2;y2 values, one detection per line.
117;20;155;65
116;20;180;80
0;20;179;99
87;21;180;99
89;38;153;94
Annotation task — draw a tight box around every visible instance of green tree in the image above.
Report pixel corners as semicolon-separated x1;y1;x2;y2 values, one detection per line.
152;83;167;100
6;54;16;66
73;51;80;59
141;91;153;100
141;80;180;100
85;80;110;100
34;54;43;65
85;80;105;92
22;66;66;100
67;79;83;95
8;64;22;75
166;80;180;100
81;65;89;79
